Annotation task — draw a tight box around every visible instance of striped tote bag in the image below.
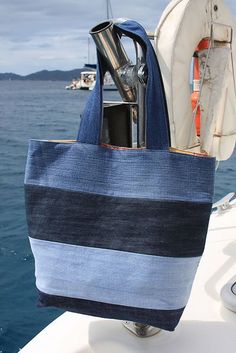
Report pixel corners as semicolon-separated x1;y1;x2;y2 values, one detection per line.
24;20;215;331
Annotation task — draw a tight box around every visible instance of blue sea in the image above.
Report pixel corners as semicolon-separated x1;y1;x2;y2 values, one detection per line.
0;80;235;353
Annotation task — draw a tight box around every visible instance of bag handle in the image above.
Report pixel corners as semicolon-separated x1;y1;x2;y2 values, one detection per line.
77;20;170;150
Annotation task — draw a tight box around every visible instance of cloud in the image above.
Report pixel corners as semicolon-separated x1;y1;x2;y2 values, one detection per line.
0;0;236;74
0;0;170;74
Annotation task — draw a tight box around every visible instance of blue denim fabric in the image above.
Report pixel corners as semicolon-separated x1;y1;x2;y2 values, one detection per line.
25;140;215;203
37;290;184;331
25;20;216;331
26;184;211;257
30;238;200;311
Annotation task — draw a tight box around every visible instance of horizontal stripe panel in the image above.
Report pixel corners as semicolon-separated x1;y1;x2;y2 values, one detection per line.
25;140;215;203
37;290;185;331
26;185;211;257
30;238;201;311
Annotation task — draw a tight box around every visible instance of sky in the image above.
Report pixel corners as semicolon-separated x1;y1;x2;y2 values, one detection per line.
0;0;236;75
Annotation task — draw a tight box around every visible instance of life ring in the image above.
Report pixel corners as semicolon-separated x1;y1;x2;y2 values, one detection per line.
154;0;236;160
191;44;202;137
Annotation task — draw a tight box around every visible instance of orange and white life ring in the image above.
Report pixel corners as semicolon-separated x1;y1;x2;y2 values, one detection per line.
155;0;236;160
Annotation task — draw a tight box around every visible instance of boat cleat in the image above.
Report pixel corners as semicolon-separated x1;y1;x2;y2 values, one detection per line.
212;192;235;213
221;275;236;313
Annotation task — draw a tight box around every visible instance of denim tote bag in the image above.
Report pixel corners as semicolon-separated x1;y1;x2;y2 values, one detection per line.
25;20;215;331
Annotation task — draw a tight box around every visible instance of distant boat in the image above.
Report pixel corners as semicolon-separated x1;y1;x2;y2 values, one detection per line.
66;0;116;92
65;71;96;90
89;72;117;91
66;71;117;91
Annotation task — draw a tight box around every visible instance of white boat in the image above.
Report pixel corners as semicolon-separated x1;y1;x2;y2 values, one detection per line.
66;71;117;91
65;71;96;90
89;72;117;91
65;78;79;90
21;0;236;351
103;72;117;91
66;0;115;92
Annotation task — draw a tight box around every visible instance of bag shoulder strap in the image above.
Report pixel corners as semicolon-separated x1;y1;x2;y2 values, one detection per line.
77;19;170;150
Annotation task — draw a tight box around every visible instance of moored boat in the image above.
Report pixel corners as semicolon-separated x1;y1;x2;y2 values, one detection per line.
65;71;96;90
89;72;117;91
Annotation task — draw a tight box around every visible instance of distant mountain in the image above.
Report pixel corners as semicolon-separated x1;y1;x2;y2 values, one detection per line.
0;72;22;80
24;69;85;81
0;68;95;81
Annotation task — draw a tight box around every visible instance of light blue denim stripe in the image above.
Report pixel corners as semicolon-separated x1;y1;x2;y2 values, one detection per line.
30;237;201;311
25;141;215;203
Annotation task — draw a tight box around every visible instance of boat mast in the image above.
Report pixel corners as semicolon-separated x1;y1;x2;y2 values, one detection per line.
106;0;113;19
87;37;90;64
106;0;109;19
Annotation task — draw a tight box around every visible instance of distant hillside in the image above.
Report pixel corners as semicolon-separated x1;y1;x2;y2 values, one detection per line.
0;68;95;81
24;69;85;81
0;72;22;80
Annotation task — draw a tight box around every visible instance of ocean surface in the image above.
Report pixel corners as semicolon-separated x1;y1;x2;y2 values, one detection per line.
0;80;235;353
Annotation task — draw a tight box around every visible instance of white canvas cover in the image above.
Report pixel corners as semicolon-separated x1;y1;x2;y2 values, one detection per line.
155;0;236;160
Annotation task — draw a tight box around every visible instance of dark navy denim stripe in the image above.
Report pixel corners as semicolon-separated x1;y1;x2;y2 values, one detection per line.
37;289;184;331
26;184;212;257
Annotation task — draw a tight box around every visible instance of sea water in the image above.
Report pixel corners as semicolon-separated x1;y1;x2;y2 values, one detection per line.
0;80;235;353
